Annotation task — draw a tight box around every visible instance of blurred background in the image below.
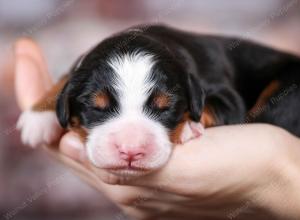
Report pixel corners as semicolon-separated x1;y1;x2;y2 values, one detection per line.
0;0;300;220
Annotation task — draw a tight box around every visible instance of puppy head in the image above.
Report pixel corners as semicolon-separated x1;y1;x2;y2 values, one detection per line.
57;33;205;177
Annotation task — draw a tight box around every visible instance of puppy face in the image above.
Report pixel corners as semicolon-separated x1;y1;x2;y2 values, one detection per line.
57;33;204;177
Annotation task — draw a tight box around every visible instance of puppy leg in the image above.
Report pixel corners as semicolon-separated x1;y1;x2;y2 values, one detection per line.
17;76;68;147
179;121;204;144
170;114;204;144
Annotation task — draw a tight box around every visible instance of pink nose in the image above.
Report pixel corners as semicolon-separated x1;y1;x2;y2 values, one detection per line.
111;123;153;163
118;148;145;162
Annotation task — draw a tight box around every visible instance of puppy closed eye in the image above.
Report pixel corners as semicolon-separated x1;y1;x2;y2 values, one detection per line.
152;92;171;110
93;92;110;109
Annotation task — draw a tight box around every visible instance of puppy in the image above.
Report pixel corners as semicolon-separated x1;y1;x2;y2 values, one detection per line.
17;25;300;177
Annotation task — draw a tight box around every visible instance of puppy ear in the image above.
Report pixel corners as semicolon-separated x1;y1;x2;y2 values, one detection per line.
56;82;71;128
186;74;205;122
204;85;246;125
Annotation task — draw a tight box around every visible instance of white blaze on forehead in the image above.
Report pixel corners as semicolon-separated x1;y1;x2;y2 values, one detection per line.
108;52;155;113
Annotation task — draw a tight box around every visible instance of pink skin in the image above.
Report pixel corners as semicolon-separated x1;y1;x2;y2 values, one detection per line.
178;121;205;144
108;124;155;168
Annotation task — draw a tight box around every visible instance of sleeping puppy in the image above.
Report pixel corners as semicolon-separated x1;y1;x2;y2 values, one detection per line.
17;24;300;177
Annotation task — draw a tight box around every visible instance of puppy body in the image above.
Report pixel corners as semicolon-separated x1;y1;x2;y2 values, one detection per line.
18;25;300;177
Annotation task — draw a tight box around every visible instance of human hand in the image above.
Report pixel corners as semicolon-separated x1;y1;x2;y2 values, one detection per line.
15;38;300;220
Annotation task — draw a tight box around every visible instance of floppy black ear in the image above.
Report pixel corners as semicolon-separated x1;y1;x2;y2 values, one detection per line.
186;74;205;121
56;83;71;128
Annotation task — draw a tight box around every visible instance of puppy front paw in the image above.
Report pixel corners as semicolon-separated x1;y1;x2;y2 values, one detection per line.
179;121;204;144
17;110;63;148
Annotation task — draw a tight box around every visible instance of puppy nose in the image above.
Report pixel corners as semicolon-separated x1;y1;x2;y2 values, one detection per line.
118;148;145;162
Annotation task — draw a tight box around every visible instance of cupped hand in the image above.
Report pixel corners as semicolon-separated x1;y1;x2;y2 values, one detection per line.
14;38;300;220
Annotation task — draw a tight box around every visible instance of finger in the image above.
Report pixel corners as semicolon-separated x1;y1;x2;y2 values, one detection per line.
120;205;161;220
14;38;53;110
58;132;110;189
59;131;87;163
14;38;52;85
57;132;140;199
59;134;129;185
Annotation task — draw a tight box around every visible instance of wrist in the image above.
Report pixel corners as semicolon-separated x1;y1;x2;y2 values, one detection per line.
255;131;300;219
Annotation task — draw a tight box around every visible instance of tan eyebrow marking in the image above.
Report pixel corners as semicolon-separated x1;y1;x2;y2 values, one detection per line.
153;92;171;109
93;91;110;109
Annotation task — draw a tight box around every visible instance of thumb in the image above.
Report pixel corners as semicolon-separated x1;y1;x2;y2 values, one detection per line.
14;38;53;110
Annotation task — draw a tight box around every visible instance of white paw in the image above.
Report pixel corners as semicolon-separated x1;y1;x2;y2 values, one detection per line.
179;121;204;144
17;110;63;148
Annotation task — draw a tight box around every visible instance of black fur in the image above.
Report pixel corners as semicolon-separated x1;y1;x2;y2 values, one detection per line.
56;24;300;137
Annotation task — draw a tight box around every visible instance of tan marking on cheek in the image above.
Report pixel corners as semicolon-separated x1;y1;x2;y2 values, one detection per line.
70;127;88;142
70;117;87;142
200;106;216;128
169;113;189;144
153;93;170;109
93;92;109;109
